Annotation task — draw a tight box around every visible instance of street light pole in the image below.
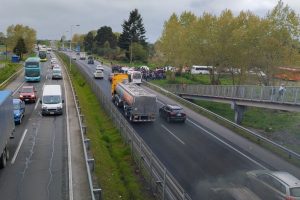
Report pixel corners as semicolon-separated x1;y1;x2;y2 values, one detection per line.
69;24;80;72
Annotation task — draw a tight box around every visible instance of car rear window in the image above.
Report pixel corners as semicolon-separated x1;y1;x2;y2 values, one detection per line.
290;187;300;197
22;88;33;93
172;108;183;113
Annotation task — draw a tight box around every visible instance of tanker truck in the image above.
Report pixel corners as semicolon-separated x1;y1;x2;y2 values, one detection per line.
112;74;157;122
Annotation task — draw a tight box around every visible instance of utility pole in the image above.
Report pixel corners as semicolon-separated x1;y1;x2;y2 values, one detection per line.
69;25;80;72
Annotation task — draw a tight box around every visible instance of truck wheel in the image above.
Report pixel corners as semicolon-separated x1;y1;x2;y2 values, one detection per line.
0;150;7;169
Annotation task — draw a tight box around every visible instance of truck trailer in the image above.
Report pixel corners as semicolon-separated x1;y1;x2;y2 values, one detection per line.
0;90;15;168
112;79;157;122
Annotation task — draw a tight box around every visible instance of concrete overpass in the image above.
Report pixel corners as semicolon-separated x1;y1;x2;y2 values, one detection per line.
164;84;300;124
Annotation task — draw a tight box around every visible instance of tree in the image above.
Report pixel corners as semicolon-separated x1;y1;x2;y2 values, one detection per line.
0;32;6;45
13;38;27;60
130;42;148;62
118;9;148;60
6;24;36;52
83;31;94;52
94;26;117;49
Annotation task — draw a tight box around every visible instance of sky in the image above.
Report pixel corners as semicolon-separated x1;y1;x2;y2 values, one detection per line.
1;0;300;43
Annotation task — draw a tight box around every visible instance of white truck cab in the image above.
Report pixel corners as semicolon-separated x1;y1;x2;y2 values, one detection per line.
40;85;64;115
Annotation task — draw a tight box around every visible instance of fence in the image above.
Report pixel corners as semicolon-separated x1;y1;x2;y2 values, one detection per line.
143;81;300;162
165;84;300;105
68;55;192;200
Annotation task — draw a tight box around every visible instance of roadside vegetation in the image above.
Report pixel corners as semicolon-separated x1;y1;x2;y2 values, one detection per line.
0;62;21;85
57;53;153;200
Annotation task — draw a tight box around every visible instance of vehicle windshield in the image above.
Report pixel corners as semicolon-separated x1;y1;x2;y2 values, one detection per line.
290;188;300;197
43;95;61;104
21;88;33;93
133;73;141;79
13;103;20;110
25;62;39;68
39;52;46;58
25;69;40;77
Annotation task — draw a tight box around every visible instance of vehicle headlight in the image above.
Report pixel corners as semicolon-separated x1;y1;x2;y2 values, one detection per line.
20;95;23;98
42;105;47;109
31;95;35;97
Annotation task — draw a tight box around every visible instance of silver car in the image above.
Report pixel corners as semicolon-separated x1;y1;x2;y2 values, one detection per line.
246;170;300;200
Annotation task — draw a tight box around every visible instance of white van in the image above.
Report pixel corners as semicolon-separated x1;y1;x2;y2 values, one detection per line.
40;85;64;115
191;65;213;75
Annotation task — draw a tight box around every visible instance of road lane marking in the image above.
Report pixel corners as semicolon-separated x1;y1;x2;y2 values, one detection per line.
13;81;25;95
157;97;267;169
161;125;185;145
62;63;74;200
34;98;40;110
11;129;28;164
186;119;267;169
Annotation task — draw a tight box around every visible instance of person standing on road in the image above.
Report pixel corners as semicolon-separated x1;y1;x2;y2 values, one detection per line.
277;84;286;101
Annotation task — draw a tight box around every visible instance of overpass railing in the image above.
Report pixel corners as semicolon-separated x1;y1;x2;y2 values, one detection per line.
164;84;300;105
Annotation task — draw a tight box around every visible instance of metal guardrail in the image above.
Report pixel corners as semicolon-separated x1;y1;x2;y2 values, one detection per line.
164;84;300;105
143;81;300;161
0;67;23;89
68;54;192;200
56;54;101;200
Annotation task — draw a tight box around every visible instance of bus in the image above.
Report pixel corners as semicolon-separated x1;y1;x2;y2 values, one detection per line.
274;67;300;81
190;65;213;75
24;57;41;82
38;50;47;62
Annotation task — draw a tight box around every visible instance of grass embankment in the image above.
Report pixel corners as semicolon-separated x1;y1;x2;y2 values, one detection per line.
195;100;300;133
0;62;22;85
57;52;153;200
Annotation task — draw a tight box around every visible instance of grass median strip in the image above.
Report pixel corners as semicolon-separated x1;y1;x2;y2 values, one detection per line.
57;53;153;200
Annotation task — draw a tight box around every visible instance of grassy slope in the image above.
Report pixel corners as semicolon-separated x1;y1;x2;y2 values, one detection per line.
57;53;153;200
195;99;300;134
0;62;22;84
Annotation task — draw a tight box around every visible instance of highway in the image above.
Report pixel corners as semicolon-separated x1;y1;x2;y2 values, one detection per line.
71;54;300;199
0;56;68;200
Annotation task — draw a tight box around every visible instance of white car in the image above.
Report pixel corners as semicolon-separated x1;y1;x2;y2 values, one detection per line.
94;69;104;79
96;65;104;71
53;65;61;70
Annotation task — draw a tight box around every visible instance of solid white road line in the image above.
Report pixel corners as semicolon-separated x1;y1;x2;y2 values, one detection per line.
186;119;267;169
161;125;185;145
157;96;266;169
11;129;28;164
62;65;73;200
13;81;25;95
34;98;40;110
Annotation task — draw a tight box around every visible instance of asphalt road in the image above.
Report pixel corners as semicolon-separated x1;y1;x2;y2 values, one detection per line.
0;56;68;200
71;54;300;199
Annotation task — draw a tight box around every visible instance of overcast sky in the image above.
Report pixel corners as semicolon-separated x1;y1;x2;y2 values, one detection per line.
1;0;299;43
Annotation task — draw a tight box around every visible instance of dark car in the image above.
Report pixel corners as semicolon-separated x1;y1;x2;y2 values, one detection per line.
87;56;94;64
159;104;186;122
13;99;25;124
19;85;37;103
